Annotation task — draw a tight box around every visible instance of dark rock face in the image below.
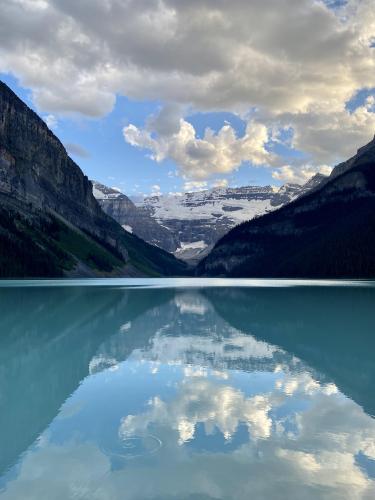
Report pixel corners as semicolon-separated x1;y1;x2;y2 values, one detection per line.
0;81;128;259
296;173;327;197
92;182;178;252
0;80;187;277
198;136;375;278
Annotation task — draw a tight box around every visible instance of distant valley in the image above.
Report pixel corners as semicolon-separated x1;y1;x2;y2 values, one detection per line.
94;174;325;263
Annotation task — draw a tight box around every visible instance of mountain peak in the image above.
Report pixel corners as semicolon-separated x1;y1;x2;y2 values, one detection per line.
356;133;375;156
198;136;375;278
329;134;375;182
92;181;126;200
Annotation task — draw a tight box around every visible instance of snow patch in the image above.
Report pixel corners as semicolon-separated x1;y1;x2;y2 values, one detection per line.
136;187;279;223
92;185;106;199
92;182;123;200
176;241;207;253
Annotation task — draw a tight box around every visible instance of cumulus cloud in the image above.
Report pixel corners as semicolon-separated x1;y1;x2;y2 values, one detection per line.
270;95;375;166
124;116;272;180
0;0;374;115
1;0;374;176
272;164;333;184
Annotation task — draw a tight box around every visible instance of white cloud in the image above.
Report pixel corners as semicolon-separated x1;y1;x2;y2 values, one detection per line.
1;0;374;177
272;164;333;184
151;184;161;195
271;96;375;166
211;178;229;189
44;114;57;129
1;0;374;116
183;180;207;192
124;117;272;180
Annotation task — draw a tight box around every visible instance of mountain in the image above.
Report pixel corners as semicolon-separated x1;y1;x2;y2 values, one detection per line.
0;80;187;278
197;136;375;278
133;178;325;262
92;182;178;252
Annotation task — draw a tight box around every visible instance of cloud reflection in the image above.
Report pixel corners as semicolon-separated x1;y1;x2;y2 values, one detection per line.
1;287;375;499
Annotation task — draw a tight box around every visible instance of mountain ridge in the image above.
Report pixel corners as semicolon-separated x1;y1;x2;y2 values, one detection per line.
94;176;327;263
197;135;375;278
92;181;178;253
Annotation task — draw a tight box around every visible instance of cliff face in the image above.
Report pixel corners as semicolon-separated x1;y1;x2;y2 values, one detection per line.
0;81;187;277
0;81;128;258
92;182;178;252
198;136;375;278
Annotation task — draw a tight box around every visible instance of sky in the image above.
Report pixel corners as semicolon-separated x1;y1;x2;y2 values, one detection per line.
0;0;374;197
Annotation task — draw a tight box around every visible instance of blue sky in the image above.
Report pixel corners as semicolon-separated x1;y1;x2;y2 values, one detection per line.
0;0;374;196
1;72;286;195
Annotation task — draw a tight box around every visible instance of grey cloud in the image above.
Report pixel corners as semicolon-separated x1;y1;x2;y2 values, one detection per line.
0;0;374;171
65;143;90;158
185;141;215;160
146;103;183;136
1;0;374;116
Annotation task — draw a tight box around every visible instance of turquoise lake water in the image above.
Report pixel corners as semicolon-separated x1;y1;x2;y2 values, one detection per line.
0;278;374;499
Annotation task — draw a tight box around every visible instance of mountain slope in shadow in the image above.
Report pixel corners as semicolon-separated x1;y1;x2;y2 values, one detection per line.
0;285;174;475
198;136;375;278
204;285;375;417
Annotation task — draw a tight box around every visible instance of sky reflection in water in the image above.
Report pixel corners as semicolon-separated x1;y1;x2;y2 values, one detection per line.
0;280;374;499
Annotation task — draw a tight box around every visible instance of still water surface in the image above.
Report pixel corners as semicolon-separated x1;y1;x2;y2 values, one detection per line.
0;279;375;499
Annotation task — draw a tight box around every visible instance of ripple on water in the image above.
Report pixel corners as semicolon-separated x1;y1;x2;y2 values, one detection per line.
102;435;162;460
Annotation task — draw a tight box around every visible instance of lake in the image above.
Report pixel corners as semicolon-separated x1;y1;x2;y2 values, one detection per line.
0;278;374;499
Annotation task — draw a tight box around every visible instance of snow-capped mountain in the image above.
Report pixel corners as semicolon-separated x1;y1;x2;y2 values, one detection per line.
93;175;326;263
132;174;327;262
92;182;178;252
92;183;124;200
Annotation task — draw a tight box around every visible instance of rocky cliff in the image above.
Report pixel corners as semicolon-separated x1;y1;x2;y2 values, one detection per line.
198;136;375;278
0;80;187;277
92;182;178;252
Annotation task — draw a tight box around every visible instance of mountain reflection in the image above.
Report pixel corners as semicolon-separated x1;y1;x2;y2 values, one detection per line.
0;282;374;499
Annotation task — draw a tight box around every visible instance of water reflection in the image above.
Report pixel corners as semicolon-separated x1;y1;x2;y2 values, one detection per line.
0;282;374;499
